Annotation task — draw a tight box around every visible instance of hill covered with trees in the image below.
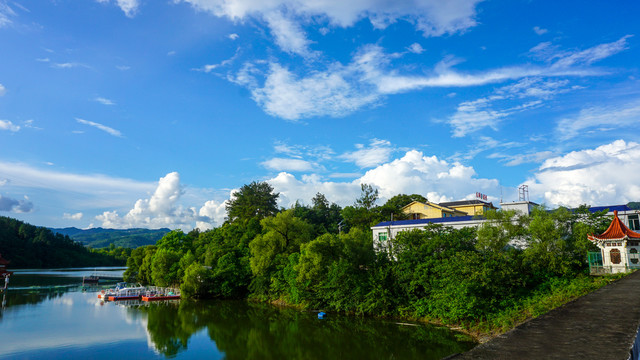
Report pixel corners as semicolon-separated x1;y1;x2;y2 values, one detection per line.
50;227;170;249
0;216;127;268
123;181;620;335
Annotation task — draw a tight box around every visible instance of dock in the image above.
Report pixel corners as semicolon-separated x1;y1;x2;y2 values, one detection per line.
452;271;640;359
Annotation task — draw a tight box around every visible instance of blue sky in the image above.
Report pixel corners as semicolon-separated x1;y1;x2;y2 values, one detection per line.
1;0;639;230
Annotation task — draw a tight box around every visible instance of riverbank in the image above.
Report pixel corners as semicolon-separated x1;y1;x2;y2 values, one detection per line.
259;272;629;345
453;270;640;359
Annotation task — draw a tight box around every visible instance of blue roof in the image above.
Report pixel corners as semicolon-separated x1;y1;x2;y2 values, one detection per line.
374;215;482;227
586;205;631;213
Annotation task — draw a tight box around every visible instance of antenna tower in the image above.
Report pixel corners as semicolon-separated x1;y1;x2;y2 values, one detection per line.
518;184;529;202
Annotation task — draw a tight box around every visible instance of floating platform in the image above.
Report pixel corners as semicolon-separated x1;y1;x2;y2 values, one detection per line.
108;295;141;301
141;295;180;301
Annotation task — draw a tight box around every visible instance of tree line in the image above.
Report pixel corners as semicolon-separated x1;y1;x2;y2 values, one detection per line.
123;181;618;332
0;216;128;268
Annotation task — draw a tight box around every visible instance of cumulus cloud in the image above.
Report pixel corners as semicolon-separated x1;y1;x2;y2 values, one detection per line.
94;172;228;230
63;212;84;220
340;139;394;168
526;140;640;207
229;33;239;40
197;200;227;230
0;120;20;132
0;83;5;96
263;149;500;209
261;157;314;171
76;118;123;137
96;172;205;229
0;194;34;213
556;98;640;141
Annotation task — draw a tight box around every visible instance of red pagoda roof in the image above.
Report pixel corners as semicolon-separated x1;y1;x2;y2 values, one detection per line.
588;211;640;241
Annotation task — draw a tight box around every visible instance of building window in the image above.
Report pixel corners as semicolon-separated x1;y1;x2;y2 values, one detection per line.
629;215;640;231
412;213;420;220
610;249;621;265
379;232;388;242
630;248;639;265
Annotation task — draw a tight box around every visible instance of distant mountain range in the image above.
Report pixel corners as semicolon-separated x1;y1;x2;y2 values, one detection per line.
50;227;170;249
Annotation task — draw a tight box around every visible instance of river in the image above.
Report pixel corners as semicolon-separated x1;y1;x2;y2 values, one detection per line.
0;268;476;359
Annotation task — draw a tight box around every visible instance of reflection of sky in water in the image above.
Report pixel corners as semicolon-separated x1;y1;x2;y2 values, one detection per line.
0;291;150;357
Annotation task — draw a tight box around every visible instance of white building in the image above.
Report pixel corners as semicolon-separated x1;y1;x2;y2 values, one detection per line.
371;203;640;252
588;210;640;274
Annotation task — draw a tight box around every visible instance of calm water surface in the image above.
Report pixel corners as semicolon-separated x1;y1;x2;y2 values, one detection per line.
0;268;476;359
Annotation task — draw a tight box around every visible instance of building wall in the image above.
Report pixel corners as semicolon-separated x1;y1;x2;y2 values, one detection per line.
402;202;466;219
372;218;486;252
448;204;486;216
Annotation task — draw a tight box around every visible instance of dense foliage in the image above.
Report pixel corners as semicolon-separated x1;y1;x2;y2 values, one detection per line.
0;216;128;268
50;227;170;248
124;182;619;333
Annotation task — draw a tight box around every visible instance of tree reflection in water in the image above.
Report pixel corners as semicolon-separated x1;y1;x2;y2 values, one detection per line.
139;300;476;359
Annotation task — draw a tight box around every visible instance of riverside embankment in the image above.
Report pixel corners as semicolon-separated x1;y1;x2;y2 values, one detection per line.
452;270;640;359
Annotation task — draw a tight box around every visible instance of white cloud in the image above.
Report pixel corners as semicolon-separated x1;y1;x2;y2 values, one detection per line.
407;43;425;54
526;140;640;207
340;139;394;168
0;120;20;132
96;172;205;229
447;77;573;137
230;38;618;120
263;11;315;57
0;2;16;28
167;50;176;56
107;0;140;18
488;150;555;166
181;0;483;38
94;97;115;105
63;212;84;220
232;60;380;120
52;62;88;69
261;157;314;171
533;26;548;35
0;83;5;96
265;149;500;209
529;35;632;68
197;200;227;230
195;49;239;73
116;65;131;71
0;161;154;205
556;98;640;141
228;33;239;40
76;118;123;137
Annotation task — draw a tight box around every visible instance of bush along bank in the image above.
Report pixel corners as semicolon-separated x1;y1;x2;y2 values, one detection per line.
123;182;619;338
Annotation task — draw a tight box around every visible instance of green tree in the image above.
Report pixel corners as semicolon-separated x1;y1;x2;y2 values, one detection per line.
226;181;279;223
355;183;379;210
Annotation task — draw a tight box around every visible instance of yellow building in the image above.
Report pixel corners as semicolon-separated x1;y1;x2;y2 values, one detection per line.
401;201;468;220
438;200;497;216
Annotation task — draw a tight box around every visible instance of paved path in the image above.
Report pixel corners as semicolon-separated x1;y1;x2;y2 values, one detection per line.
452;271;640;359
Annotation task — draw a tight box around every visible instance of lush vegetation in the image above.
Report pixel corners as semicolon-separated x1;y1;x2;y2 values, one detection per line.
0;216;129;268
50;227;170;249
123;181;621;335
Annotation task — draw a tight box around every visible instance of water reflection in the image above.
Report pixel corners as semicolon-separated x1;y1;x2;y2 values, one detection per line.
137;300;476;359
0;269;476;359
